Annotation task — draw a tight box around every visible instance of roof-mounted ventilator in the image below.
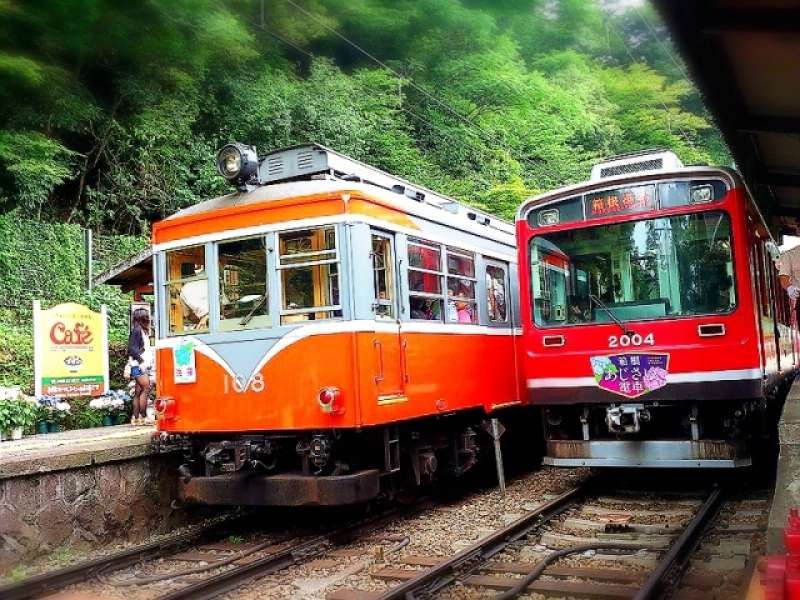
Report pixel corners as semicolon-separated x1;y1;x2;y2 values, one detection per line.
218;143;513;234
590;149;684;181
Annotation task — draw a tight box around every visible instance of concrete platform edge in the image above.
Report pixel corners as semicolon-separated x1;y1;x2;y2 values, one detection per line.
0;427;160;481
768;377;800;553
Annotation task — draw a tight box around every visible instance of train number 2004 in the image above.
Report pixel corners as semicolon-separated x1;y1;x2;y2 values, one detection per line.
608;333;655;348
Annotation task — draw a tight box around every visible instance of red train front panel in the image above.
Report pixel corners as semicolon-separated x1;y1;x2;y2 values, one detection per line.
516;165;798;468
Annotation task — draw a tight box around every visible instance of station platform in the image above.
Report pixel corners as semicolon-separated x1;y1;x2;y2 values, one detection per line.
768;378;800;553
0;424;155;480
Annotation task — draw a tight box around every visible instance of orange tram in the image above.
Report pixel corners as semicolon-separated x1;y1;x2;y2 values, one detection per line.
153;144;525;506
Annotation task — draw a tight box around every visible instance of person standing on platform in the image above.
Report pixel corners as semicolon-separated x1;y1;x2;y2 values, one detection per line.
779;246;800;327
126;309;153;426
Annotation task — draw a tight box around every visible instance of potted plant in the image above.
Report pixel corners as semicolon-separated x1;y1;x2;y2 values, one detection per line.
50;401;71;432
35;395;58;433
0;401;13;441
0;397;37;440
74;398;102;428
110;390;132;424
90;397;111;426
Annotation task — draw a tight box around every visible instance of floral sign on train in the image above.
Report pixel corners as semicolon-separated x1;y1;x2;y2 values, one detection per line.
33;301;109;397
590;353;669;399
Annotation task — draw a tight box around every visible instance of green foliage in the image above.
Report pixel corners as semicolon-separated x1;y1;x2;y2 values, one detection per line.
0;214;146;390
68;398;103;429
0;397;36;431
0;0;728;234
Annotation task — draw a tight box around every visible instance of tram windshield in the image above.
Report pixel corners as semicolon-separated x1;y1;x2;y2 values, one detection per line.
530;211;736;327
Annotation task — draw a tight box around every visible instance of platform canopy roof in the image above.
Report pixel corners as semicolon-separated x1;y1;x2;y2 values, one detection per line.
92;246;153;295
654;0;800;236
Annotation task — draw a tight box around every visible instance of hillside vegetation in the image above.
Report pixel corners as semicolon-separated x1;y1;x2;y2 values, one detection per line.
0;0;728;234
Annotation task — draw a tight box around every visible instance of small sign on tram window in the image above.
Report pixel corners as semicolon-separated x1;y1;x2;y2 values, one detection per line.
584;184;655;219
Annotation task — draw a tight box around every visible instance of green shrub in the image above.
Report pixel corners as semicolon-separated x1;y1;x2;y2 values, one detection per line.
0;214;147;391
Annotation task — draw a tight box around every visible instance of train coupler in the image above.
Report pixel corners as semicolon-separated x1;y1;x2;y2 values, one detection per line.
606;404;650;434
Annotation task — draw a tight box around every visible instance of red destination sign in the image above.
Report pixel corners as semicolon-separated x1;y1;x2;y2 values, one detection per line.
585;185;655;219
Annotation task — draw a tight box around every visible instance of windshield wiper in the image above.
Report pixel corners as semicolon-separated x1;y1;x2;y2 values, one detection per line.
239;295;268;326
589;293;634;337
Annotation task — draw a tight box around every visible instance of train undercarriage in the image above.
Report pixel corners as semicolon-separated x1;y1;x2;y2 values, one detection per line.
158;409;534;506
541;382;791;468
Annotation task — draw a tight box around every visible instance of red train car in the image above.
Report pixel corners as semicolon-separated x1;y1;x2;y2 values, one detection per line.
516;150;799;468
153;144;525;505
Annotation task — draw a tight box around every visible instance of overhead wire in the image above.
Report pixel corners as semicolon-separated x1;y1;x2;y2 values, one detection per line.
242;0;519;160
277;0;518;159
224;0;700;187
631;5;692;81
602;6;699;153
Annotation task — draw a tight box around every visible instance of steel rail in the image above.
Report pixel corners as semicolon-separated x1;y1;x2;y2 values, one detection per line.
0;515;247;600
374;484;585;600
156;501;431;600
633;486;725;600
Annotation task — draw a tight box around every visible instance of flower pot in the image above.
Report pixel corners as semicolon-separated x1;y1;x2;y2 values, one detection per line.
115;413;127;425
11;427;23;440
0;430;7;442
47;422;61;433
36;421;49;434
102;415;114;427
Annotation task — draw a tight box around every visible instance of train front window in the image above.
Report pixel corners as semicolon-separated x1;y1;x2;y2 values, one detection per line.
217;237;269;332
530;211;736;327
165;245;209;335
278;226;342;324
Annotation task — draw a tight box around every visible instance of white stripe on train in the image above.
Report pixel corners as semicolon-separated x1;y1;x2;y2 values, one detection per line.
157;320;522;385
526;368;764;389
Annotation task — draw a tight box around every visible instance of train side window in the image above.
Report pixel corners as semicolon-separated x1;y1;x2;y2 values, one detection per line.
371;234;395;320
165;245;209;335
486;263;509;323
445;247;477;324
755;242;771;319
217;237;270;331
277;225;342;324
407;238;444;321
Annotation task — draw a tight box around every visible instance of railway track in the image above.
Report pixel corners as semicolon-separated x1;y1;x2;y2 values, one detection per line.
0;471;768;600
328;480;768;600
0;515;249;600
0;502;428;600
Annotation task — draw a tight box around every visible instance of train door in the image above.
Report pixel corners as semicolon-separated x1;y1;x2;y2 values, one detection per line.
484;258;518;404
370;230;405;401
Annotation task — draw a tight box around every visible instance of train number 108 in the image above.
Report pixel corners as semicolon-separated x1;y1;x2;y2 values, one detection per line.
608;333;655;348
224;373;266;394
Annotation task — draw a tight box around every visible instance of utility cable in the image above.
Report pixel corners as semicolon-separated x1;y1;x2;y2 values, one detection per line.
493;543;645;600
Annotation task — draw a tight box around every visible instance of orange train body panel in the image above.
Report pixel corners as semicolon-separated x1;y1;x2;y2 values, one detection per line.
156;328;522;433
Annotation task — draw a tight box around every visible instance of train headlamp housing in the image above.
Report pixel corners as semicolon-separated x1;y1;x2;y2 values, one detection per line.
216;143;259;191
154;396;176;420
318;387;344;415
689;183;714;204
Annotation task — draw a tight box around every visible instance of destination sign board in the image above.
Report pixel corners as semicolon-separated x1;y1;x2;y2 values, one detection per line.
584;184;655;219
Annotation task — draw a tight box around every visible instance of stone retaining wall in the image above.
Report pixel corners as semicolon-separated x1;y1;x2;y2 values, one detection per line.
0;452;198;572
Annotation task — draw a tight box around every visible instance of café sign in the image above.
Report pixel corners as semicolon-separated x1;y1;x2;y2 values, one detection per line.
34;301;109;397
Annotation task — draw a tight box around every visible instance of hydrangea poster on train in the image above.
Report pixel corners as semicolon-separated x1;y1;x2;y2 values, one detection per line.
33;301;109;397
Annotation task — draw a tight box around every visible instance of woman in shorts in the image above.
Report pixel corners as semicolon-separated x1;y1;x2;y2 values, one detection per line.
127;309;153;425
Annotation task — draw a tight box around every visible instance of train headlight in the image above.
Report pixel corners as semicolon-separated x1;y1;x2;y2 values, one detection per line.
155;396;176;419
538;208;560;227
690;184;714;204
216;143;259;189
318;387;344;415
